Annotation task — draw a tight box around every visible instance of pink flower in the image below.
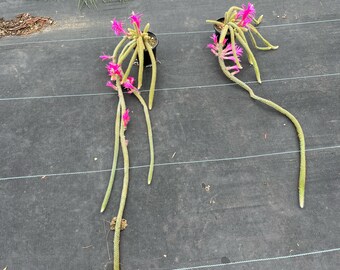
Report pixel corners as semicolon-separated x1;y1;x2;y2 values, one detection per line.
207;43;218;56
111;18;126;36
122;76;138;94
106;81;117;91
122;109;130;128
207;34;227;56
129;11;142;29
100;53;112;61
207;34;243;65
236;2;256;27
226;65;241;76
106;62;123;79
211;33;218;44
221;43;243;62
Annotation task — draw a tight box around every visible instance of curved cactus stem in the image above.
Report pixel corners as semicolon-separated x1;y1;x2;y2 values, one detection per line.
206;19;224;27
217;52;306;209
112;36;128;62
219;25;229;44
121;45;138;84
118;39;136;57
145;41;157;110
225;6;242;22
248;24;279;49
100;100;121;213
229;26;243;68
229;22;254;65
234;31;261;83
252;14;263;25
137;36;145;89
113;78;130;270
133;92;155;185
248;29;274;51
118;40;137;65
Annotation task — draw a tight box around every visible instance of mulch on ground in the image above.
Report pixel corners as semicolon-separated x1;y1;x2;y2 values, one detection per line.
0;13;54;38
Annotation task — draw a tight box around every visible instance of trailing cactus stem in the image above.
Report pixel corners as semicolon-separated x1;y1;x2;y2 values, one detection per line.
248;24;279;49
219;26;229;45
206;19;224;27
113;79;130;270
112;36;128;62
118;41;137;65
119;40;136;58
121;46;139;84
229;26;242;68
229;22;254;65
236;28;257;68
235;32;261;83
133;92;155;185
217;53;306;209
145;41;157;110
248;30;273;51
137;36;145;89
100;100;121;213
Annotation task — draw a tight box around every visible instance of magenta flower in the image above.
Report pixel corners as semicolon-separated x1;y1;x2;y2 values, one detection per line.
221;43;243;62
211;33;218;44
207;34;227;56
106;62;123;79
129;11;142;29
100;53;112;61
122;109;130;128
207;43;218;56
111;18;126;36
226;65;241;76
123;76;138;94
106;81;118;91
236;2;256;27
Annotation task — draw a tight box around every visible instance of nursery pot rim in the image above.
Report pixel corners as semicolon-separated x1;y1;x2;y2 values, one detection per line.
145;31;159;51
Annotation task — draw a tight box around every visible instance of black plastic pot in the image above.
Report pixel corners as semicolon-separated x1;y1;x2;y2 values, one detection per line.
214;17;230;41
138;31;159;67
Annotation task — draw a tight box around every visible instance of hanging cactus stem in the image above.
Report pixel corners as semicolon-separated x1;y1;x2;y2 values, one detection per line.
207;3;306;208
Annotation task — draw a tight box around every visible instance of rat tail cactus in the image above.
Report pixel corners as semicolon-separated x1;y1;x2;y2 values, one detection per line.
100;11;158;270
207;3;306;208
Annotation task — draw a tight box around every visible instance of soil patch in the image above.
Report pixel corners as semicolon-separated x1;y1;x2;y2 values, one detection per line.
0;13;54;38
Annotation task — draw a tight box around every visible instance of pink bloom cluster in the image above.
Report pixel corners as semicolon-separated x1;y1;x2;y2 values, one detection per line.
129;11;142;29
102;60;134;129
101;58;138;94
207;34;243;75
207;33;226;56
111;11;143;36
236;2;256;27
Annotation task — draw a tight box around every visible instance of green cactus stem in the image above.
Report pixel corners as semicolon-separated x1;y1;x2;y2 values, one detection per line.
137;36;145;89
113;78;130;270
217;46;306;208
133;92;155;184
112;37;127;60
235;31;261;83
100;100;121;213
118;40;137;65
247;24;279;50
145;41;157;110
121;46;138;84
229;26;243;68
